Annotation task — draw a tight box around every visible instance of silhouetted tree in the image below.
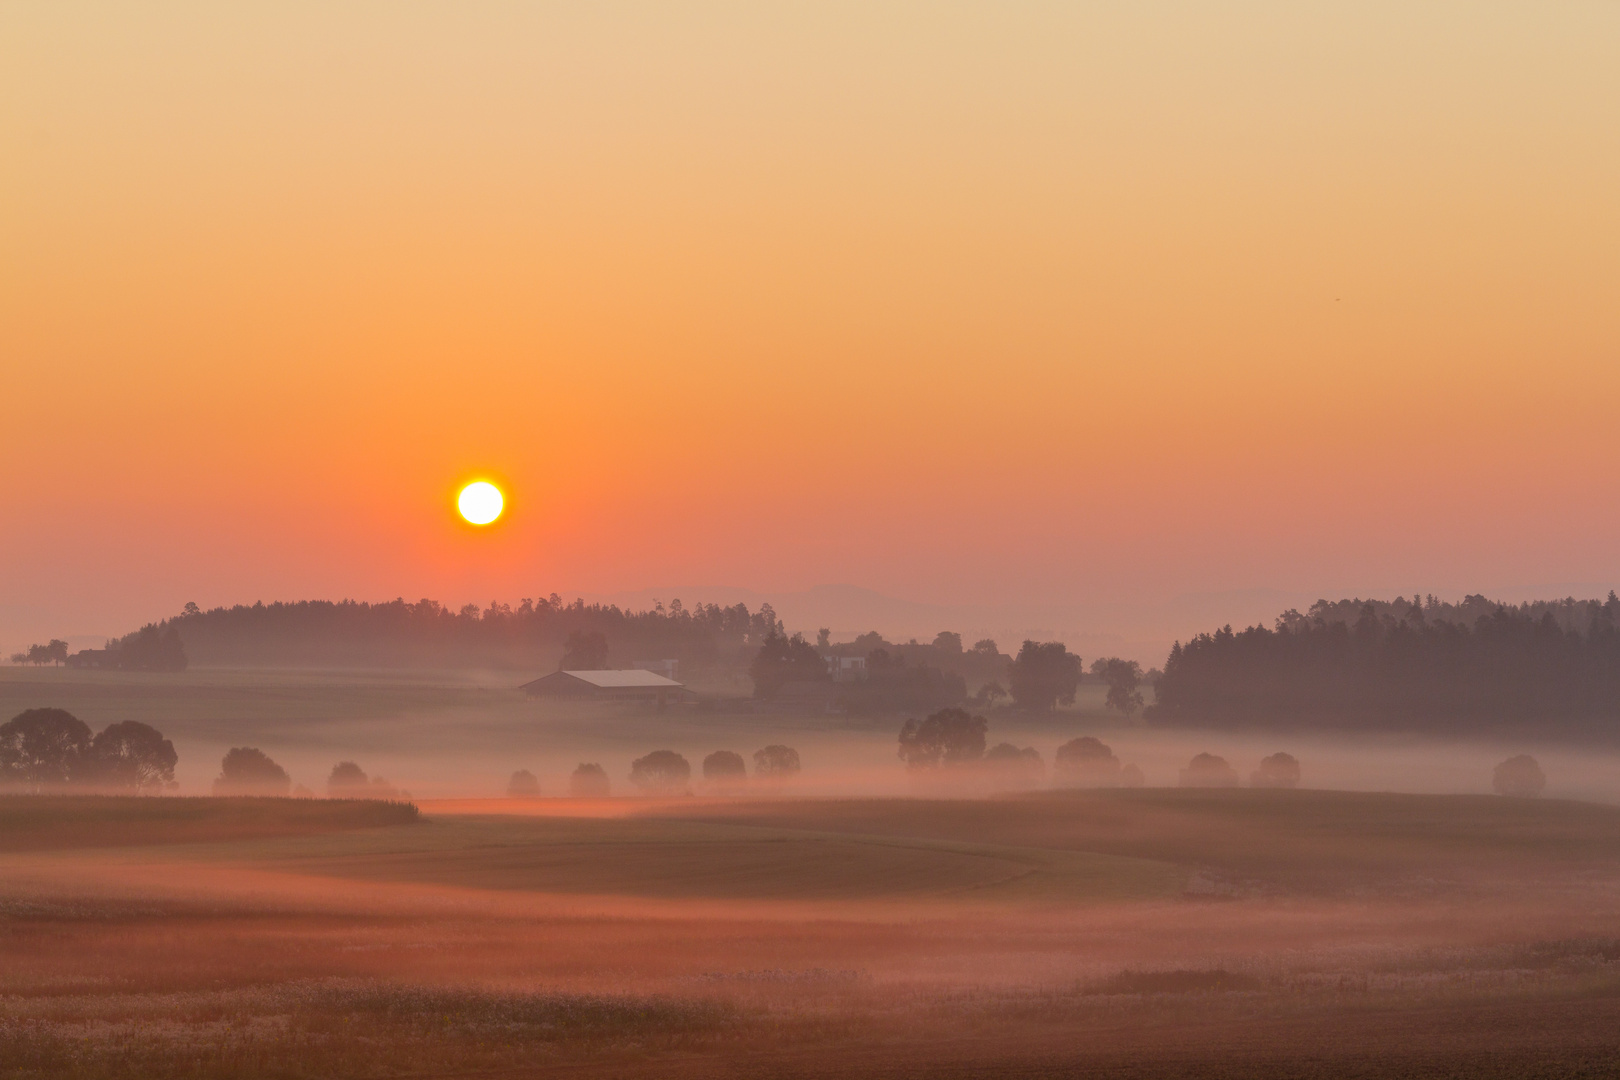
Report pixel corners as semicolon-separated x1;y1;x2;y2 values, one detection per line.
973;681;1008;708
629;750;691;794
1493;754;1546;797
749;631;831;699
1250;752;1301;789
816;628;831;649
1091;658;1145;716
1120;762;1145;788
752;745;801;779
46;640;69;666
507;769;541;797
984;742;1043;788
702;750;747;785
933;631;963;655
1179;752;1239;788
559;630;609;670
1008;641;1082;711
569;762;611;797
0;708;94;790
327;761;369;796
7;653;25;665
213;747;291;796
897;707;988;769
90;721;177;793
1053;736;1121;787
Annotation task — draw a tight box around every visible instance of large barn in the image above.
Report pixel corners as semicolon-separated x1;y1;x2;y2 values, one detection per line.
519;669;692;705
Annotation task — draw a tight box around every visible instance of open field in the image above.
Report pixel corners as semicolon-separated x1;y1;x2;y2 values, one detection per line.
4;790;1620;1077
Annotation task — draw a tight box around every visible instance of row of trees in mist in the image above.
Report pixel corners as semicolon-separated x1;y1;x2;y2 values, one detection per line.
891;706;1311;790
749;631;1150;716
1152;593;1620;732
10;625;187;672
0;709;178;792
514;745;806;798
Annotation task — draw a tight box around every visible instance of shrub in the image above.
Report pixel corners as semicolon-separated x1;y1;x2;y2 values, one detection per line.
1250;752;1301;789
507;769;541;797
1179;752;1238;788
984;742;1043;789
1053;736;1121;787
327;761;369;796
1494;754;1546;797
752;745;801;779
213;747;292;796
568;762;611;797
629;750;691;795
701;750;747;790
897;707;988;769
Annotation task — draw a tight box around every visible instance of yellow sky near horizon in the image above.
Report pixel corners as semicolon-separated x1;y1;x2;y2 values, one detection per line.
3;2;1618;638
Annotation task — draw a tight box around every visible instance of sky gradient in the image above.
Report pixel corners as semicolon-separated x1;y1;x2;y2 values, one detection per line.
4;2;1618;648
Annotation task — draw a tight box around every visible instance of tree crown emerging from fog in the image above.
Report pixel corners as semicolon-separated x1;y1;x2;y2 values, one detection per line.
897;707;988;769
629;750;691;794
751;745;801;778
569;762;611;797
1009;641;1082;712
214;747;291;796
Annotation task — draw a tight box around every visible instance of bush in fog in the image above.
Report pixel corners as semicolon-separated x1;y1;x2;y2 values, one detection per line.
752;745;801;779
1008;642;1082;712
629;750;691;794
1493;754;1546;797
90;721;178;793
897;707;988;769
568;762;611;797
1053;736;1121;787
702;750;747;790
2;709;178;793
328;761;369;796
213;747;291;796
1179;752;1239;788
984;743;1043;789
327;761;405;800
1250;752;1301;789
1120;762;1145;788
506;769;540;797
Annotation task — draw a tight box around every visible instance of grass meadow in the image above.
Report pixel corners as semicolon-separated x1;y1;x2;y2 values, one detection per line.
4;791;1620;1077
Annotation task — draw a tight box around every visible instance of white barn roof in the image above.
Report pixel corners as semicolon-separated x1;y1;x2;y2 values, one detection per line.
519;669;687;695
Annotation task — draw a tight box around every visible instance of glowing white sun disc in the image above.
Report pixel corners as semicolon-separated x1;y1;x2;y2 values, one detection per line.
457;481;504;525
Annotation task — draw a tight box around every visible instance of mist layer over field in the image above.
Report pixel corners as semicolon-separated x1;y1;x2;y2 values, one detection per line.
5;665;1619;805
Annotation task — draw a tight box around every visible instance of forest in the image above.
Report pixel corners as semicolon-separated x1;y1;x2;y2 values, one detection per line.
100;596;786;671
1151;593;1620;733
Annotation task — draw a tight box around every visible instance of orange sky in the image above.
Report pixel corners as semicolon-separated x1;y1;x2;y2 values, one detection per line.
3;3;1618;645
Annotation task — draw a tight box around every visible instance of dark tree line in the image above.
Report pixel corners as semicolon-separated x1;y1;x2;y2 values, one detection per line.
109;596;783;671
1151;593;1620;732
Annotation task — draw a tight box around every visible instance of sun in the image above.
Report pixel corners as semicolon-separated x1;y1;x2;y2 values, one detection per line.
457;481;504;525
